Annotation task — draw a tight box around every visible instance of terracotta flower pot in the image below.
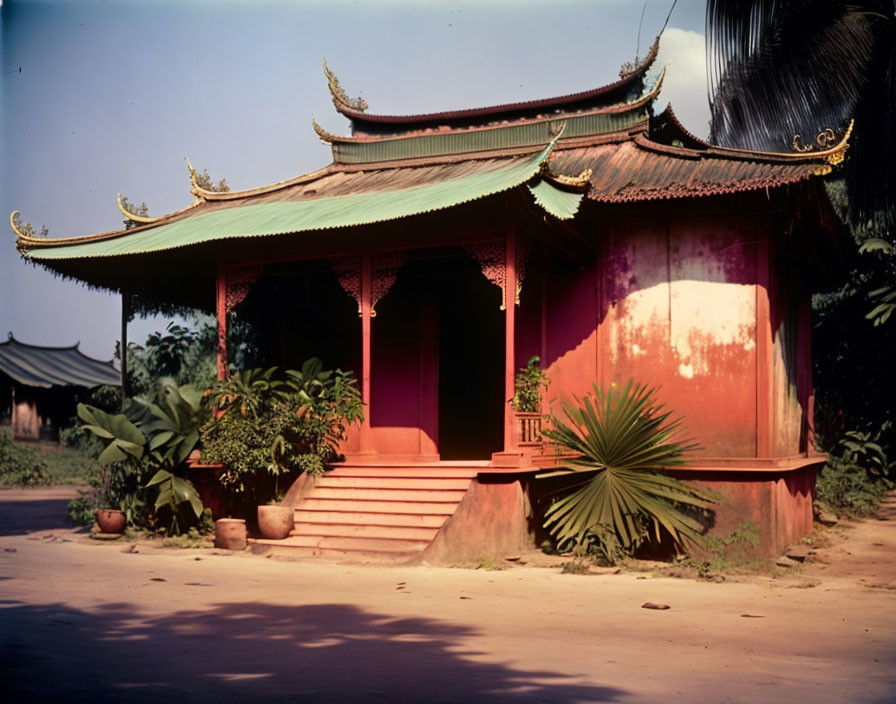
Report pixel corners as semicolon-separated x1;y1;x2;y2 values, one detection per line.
257;504;294;540
214;518;247;550
96;508;126;534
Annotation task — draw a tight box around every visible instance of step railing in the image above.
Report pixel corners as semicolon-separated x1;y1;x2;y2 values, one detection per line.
515;411;544;448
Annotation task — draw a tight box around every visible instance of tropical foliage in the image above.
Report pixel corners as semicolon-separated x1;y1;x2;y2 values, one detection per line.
511;355;550;413
77;380;209;534
537;381;714;563
200;359;363;514
816;422;895;516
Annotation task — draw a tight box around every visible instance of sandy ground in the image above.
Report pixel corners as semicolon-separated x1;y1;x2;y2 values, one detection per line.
0;487;894;704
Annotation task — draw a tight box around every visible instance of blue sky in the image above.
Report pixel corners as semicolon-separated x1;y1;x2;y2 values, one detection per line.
1;0;708;360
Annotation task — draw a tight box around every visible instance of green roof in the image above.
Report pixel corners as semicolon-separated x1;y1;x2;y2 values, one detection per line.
26;141;579;262
331;107;647;165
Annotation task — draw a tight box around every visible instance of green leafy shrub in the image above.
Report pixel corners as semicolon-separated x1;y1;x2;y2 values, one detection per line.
0;432;50;487
815;422;894;518
200;359;362;516
511;355;550;412
77;380;209;534
537;380;715;564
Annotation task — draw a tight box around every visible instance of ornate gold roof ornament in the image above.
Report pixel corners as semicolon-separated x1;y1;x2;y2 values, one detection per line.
184;156;207;200
311;117;338;144
791;120;854;162
116;194;160;224
619;36;661;78
9;211;26;239
323;59;368;113
540;165;593;191
825;119;853;166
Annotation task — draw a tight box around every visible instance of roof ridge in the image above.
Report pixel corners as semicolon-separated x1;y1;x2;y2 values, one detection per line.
327;37;660;126
318;72;664;148
1;335;116;365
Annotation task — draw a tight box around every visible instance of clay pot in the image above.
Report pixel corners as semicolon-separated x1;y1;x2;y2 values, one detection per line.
257;504;294;540
95;508;126;534
214;518;247;550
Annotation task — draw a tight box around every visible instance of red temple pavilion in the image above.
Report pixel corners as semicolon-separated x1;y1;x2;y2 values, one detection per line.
13;40;849;562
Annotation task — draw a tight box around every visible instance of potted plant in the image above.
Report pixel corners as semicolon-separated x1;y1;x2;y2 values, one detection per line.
200;359;363;539
511;355;550;446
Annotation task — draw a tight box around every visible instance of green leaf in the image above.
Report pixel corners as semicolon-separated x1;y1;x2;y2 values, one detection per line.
146;469;173;487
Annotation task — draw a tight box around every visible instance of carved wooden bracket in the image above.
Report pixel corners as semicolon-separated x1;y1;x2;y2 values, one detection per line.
465;241;507;309
331;256;363;314
465;238;529;310
371;251;407;317
225;265;263;313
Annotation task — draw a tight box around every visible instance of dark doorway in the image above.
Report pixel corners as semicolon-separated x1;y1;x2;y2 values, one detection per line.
377;250;504;460
433;254;504;460
239;260;360;376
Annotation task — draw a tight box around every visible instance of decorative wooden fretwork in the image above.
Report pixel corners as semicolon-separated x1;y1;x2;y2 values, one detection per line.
371;251;407;317
465;238;530;310
515;236;530;306
331;256;363;314
225;265;263;313
465;240;508;310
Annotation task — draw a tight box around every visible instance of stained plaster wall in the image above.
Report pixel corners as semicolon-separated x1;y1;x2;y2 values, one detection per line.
534;211;810;460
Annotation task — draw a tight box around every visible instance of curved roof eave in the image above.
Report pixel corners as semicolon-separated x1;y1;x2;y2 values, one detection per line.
328;37;661;126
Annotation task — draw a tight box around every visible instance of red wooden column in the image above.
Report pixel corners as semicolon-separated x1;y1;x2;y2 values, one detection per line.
360;253;373;453
216;262;228;380
504;229;517;453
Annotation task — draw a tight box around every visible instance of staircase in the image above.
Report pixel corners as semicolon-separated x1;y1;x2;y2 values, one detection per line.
250;461;484;563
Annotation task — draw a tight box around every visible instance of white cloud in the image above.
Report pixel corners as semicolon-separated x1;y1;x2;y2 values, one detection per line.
653;27;710;139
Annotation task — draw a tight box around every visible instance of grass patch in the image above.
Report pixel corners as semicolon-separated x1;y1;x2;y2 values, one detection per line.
0;429;100;488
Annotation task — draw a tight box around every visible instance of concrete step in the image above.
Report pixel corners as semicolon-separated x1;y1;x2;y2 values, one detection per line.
311;487;468;503
328;466;480;479
294;509;448;528
300;498;458;515
315;476;472;490
291;522;439;541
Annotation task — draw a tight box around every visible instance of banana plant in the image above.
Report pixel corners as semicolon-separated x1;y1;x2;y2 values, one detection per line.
77;380;208;533
76;403;146;467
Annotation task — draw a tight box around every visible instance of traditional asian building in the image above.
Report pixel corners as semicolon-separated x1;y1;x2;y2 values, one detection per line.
0;335;120;442
13;40;849;561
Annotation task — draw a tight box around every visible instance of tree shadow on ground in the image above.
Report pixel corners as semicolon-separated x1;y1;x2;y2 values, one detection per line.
1;599;626;703
0;496;75;536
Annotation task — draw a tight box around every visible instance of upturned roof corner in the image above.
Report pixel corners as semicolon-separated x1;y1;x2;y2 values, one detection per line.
116;194;160;224
323;58;368;113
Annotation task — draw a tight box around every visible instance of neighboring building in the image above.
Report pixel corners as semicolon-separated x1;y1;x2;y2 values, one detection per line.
0;335;120;442
13;41;849;560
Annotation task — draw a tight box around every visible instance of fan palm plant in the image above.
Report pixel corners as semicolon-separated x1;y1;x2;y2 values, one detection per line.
538;381;715;561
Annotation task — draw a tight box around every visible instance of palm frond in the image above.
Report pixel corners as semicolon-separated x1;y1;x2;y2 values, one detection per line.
538;381;713;557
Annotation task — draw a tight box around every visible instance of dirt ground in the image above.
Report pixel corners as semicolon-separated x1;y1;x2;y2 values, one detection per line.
1;487;894;703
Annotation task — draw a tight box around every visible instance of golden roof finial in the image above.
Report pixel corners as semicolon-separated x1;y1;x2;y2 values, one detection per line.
184;156;206;199
323;58;368;113
9;211;26;238
116;194;159;224
311;116;337;143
